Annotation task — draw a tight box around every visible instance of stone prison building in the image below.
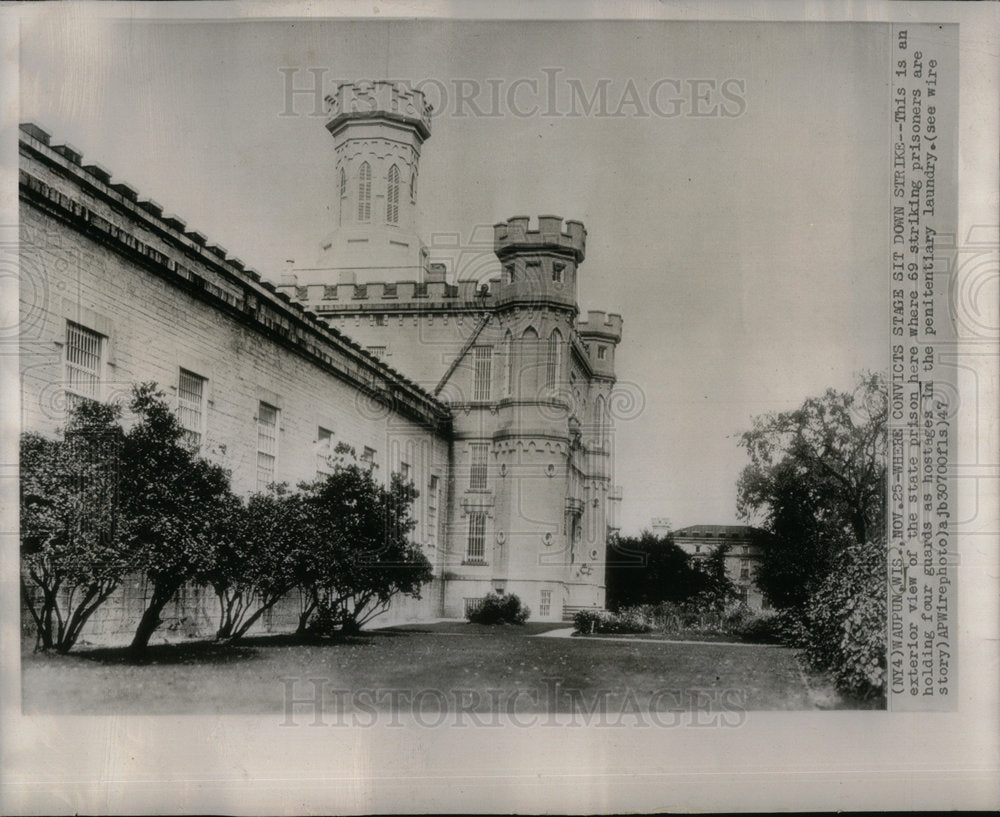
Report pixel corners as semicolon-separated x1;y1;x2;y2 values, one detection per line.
18;81;624;643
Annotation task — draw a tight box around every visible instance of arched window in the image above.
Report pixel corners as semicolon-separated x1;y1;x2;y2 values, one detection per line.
547;329;562;387
595;394;606;448
386;164;400;225
520;327;539;396
503;331;513;396
339;168;346;199
357;162;372;222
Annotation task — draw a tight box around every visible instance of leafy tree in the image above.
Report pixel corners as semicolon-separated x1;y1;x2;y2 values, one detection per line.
737;372;887;610
121;384;237;654
20;400;128;652
297;462;433;635
209;485;306;642
689;544;738;613
605;530;709;611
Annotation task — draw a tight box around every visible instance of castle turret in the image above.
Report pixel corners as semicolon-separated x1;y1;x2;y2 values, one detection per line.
309;81;433;287
577;310;622;378
493;215;585;313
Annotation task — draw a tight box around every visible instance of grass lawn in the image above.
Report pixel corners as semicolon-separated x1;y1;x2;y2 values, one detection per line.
21;622;864;717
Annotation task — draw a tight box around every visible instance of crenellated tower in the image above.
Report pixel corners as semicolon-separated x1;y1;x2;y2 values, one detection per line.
280;96;625;621
308;81;433;286
493;215;585;314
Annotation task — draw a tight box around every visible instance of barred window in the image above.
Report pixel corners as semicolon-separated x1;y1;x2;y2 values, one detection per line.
473;345;492;401
426;474;439;548
256;402;279;491
361;446;377;471
357;162;372;222
177;369;206;447
64;321;103;406
466;512;486;561
386;164;400;225
539;589;552;618
316;426;334;477
469;443;489;491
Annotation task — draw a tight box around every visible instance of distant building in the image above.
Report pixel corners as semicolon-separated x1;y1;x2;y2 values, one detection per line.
650;516;672;537
670;524;769;610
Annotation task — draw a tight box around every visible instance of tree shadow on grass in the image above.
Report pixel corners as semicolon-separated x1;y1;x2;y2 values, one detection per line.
43;627;423;666
69;639;261;666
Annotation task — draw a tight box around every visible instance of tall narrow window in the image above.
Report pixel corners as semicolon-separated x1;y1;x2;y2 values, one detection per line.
339;168;346;199
546;330;562;387
594;394;606;448
177;369;207;448
256;402;279;491
357;161;372;222
360;446;377;471
539;589;552;618
473;345;492;401
469;443;489;491
64;321;104;407
316;426;334;477
426;474;439;548
466;512;486;562
520;326;538;395
410;168;417;200
503;330;514;396
552;262;564;283
386;164;400;225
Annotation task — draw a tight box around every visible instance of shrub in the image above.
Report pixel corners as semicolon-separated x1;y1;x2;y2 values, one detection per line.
467;592;530;625
799;538;887;702
735;612;785;644
573;609;603;634
573;607;651;635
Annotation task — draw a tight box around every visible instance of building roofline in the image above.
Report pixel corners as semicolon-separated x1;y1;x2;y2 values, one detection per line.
18;122;451;432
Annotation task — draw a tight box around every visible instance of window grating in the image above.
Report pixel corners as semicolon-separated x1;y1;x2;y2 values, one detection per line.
473;345;492;401
177;369;206;447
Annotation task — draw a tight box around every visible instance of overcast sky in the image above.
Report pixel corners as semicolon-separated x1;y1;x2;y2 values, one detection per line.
19;17;889;535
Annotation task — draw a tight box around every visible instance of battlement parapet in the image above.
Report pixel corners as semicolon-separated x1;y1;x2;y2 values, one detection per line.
494;215;586;263
324;81;432;140
281;276;498;309
577;310;623;341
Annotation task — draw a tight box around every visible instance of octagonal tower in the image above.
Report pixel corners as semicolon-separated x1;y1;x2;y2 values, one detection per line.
309;81;433;286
